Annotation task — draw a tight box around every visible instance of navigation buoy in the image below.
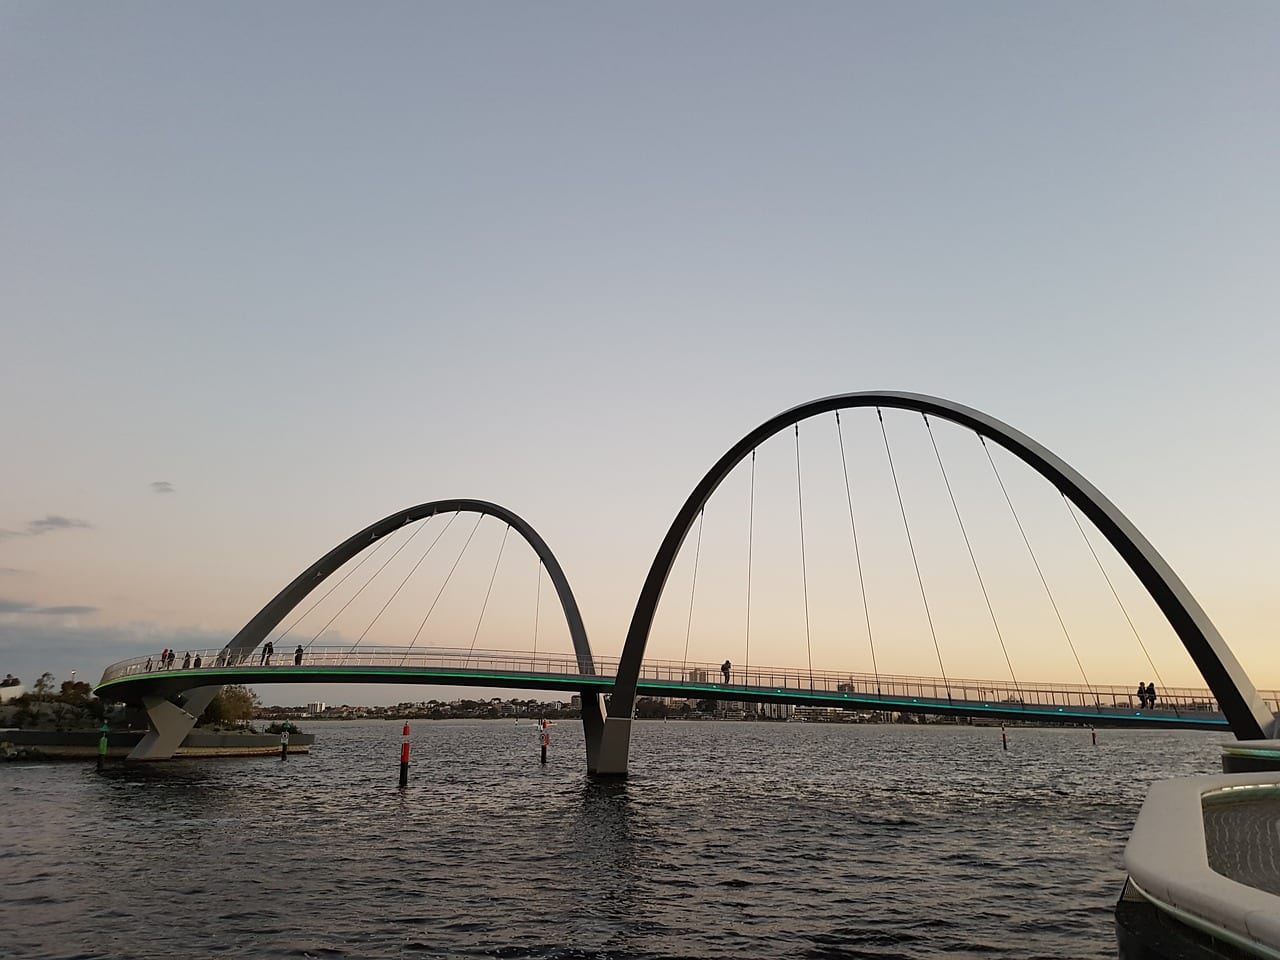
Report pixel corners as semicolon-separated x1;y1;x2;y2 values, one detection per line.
1091;726;1097;746
280;726;290;761
1001;724;1008;752
399;722;410;788
97;722;108;772
539;719;549;765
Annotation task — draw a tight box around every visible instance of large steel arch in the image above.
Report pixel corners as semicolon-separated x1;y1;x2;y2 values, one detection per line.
223;498;596;674
608;391;1275;743
132;499;608;763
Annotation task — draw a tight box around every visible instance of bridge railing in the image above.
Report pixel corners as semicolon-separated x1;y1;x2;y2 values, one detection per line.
97;646;600;685
97;645;1280;716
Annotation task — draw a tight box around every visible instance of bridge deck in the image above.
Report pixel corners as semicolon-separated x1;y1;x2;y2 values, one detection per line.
93;646;1270;730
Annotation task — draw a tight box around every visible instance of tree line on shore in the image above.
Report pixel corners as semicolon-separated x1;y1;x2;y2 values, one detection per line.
1;670;261;731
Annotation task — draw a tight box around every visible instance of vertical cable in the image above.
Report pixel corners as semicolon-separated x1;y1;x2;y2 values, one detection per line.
404;513;485;659
924;414;1023;701
467;524;511;662
795;423;814;691
980;435;1097;706
532;557;543;657
322;516;437;651
745;449;756;687
835;411;881;696
879;408;951;700
351;512;459;648
280;524;398;649
680;508;705;681
1063;494;1176;715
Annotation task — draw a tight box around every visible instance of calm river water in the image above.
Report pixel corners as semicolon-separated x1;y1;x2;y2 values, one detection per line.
2;720;1225;959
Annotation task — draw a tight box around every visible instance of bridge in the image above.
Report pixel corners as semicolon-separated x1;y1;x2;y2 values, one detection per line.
96;645;1272;731
94;391;1280;774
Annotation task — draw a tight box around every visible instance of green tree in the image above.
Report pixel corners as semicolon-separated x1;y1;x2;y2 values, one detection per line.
200;685;261;726
59;680;92;702
32;672;56;699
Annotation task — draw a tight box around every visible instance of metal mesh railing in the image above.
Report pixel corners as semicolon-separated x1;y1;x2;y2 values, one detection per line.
97;645;1279;718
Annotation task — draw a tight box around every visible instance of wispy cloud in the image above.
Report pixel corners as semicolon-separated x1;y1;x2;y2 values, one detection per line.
0;597;98;616
0;515;92;542
149;481;176;495
0;567;29;576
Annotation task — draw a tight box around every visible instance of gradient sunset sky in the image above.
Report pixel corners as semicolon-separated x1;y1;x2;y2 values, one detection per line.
2;2;1277;705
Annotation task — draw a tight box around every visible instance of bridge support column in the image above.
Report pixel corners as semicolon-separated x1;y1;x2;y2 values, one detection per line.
581;692;608;773
590;716;632;778
130;687;220;760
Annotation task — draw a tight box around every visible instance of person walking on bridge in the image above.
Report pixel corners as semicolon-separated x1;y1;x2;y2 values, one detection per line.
260;641;274;666
721;660;732;685
294;644;304;666
1147;681;1158;709
1136;682;1148;708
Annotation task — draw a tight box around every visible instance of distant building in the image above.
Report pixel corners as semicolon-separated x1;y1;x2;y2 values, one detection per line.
306;701;326;716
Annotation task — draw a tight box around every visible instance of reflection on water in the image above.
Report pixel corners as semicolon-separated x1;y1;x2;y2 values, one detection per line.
1;720;1224;959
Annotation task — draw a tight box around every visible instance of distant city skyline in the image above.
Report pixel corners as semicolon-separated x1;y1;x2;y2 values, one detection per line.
2;2;1277;705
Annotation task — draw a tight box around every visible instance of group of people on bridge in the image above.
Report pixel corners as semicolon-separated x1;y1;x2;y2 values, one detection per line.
1136;681;1159;708
144;644;306;672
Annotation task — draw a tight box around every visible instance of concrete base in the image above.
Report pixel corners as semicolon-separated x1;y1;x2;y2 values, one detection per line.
131;687;220;760
591;716;632;777
1222;739;1280;773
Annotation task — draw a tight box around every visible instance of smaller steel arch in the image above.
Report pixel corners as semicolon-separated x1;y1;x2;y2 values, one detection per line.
123;498;604;764
609;392;1275;741
224;499;595;674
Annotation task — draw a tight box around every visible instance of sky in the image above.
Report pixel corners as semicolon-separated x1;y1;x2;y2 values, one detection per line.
2;2;1278;707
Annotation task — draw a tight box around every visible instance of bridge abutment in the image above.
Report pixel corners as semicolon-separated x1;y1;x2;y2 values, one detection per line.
131;687;219;760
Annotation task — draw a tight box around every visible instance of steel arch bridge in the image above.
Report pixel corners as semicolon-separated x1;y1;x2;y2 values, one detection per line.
97;393;1277;775
587;391;1278;775
115;498;609;765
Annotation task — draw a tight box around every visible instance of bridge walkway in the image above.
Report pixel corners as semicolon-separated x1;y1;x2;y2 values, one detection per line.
96;646;1276;729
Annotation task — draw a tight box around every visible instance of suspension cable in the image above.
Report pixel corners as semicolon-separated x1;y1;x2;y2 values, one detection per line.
980;435;1097;705
315;516;434;650
924;414;1023;702
836;411;881;697
532;557;542;657
279;523;398;649
466;523;511;663
879;408;951;701
795;423;814;691
350;511;460;649
1063;494;1177;715
745;449;755;687
680;507;706;681
404;513;485;658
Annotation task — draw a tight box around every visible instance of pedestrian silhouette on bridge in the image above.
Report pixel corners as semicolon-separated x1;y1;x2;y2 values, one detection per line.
193;654;202;668
182;652;191;669
721;660;732;685
1136;682;1148;708
1147;681;1158;708
260;641;274;666
294;645;303;666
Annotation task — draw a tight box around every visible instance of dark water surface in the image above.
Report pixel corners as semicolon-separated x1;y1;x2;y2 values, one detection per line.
2;721;1224;959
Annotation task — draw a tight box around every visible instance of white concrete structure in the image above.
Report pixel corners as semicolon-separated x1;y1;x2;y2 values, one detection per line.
1124;772;1280;958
